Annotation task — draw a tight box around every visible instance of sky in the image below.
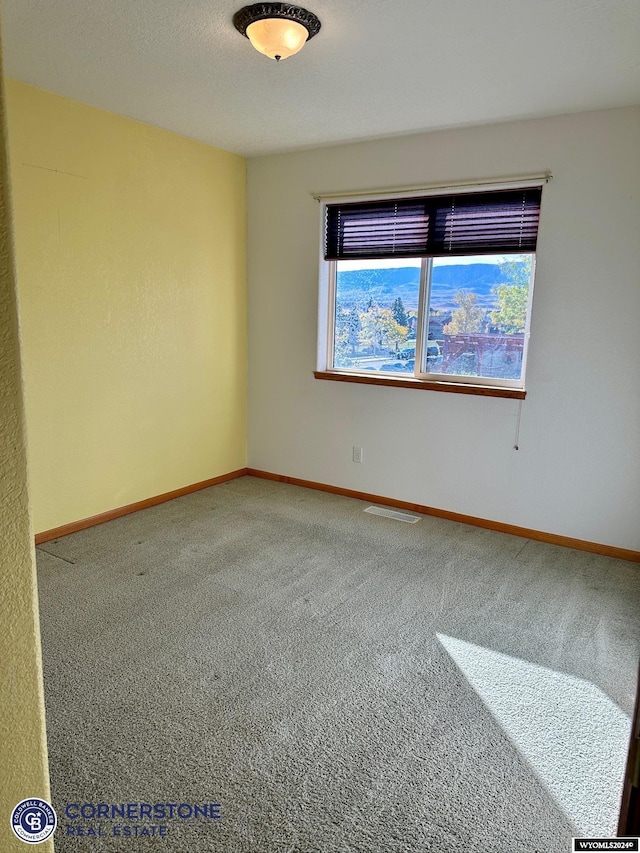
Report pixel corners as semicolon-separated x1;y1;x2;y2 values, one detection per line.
337;255;510;271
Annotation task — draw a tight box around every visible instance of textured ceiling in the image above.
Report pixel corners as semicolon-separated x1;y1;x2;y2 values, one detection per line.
2;0;640;156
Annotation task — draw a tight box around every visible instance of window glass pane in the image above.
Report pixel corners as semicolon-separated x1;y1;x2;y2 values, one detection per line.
424;253;533;382
333;259;421;374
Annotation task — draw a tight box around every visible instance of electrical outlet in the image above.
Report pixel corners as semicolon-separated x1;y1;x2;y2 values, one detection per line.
352;446;363;463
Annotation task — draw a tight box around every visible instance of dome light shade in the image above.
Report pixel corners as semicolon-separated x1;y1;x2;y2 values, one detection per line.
234;4;321;62
245;18;308;61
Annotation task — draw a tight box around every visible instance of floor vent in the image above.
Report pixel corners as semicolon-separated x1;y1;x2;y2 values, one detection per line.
364;506;421;523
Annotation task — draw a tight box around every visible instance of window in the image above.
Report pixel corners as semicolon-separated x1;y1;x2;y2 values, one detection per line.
317;185;543;397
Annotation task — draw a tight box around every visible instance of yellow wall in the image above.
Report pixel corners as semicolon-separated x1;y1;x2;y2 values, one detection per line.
6;81;247;534
0;69;53;853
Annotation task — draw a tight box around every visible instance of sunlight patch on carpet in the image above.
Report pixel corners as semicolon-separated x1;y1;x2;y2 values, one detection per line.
437;633;630;836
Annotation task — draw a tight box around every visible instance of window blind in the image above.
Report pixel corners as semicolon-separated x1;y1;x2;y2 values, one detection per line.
324;187;542;260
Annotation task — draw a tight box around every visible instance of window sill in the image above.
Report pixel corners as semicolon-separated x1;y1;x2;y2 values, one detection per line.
314;371;526;399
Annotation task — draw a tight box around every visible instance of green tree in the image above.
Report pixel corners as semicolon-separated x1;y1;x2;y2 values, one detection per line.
443;290;485;335
346;305;361;355
333;301;365;365
391;296;408;328
333;302;350;366
489;255;532;334
383;313;409;352
500;254;532;286
489;285;528;334
359;307;408;354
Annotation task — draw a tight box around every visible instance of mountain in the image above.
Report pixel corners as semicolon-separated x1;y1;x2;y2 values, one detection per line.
336;263;523;311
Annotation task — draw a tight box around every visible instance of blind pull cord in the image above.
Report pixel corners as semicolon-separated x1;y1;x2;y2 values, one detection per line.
514;400;523;450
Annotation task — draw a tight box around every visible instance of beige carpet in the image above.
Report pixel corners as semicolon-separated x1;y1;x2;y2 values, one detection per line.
35;476;640;851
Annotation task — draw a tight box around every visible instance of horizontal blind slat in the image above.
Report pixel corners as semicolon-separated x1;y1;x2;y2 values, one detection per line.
324;187;542;260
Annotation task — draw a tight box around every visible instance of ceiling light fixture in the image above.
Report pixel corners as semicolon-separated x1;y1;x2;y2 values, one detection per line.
233;3;321;62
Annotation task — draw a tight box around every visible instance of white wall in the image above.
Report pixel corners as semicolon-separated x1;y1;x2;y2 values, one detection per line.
247;107;640;551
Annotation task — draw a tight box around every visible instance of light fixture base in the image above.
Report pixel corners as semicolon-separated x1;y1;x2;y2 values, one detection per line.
233;4;321;42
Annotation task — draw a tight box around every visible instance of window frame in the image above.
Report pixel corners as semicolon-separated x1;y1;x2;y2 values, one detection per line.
317;181;544;398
